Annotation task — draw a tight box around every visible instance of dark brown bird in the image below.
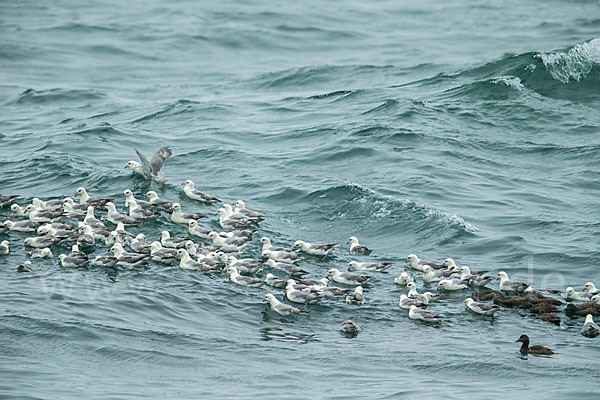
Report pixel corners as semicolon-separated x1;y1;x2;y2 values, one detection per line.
529;303;560;315
565;303;600;318
538;313;561;326
494;293;532;309
522;291;563;306
473;289;498;301
516;335;554;356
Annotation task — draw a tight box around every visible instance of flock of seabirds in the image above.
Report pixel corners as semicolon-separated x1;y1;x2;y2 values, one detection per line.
1;147;600;356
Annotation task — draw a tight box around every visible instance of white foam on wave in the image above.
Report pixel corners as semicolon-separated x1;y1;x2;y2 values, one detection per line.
491;76;525;91
539;38;600;83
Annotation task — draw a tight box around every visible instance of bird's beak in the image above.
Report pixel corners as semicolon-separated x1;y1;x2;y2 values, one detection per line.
495;277;500;281
404;259;409;263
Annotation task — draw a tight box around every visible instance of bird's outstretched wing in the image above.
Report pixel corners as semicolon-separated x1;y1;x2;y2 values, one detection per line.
150;147;172;176
135;149;152;178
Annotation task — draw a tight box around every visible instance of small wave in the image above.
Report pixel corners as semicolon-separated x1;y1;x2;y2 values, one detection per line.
11;88;105;105
539;38;600;83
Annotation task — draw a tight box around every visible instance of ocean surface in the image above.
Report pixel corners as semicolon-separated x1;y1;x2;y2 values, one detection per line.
2;0;600;398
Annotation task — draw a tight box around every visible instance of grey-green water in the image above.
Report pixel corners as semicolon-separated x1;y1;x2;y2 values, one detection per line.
1;0;600;398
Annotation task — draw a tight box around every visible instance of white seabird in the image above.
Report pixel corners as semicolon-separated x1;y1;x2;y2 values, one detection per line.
4;220;42;232
262;249;303;264
293;240;339;257
408;305;441;323
125;147;172;183
264;293;303;316
127;198;160;220
131;234;152;254
74;187;111;209
0;240;10;255
345;286;365;305
459;266;491;287
83;206;106;230
58;253;88;268
583;282;600;295
233;200;264;220
106;202;138;225
110;243;148;267
177;248;219;272
581;314;600;338
264;259;308;276
161;230;187;248
348;260;392;272
92;255;118;268
347;236;372;255
340;320;360;334
188;220;211;239
465;298;500;316
28;247;53;259
394;271;414;286
24;236;57;248
437;278;469;291
10;203;28;217
422;265;456;283
496;271;530;293
16;261;33;273
566;287;591;301
265;273;287;289
171;203;204;224
123;189;153;210
208;231;248;252
226;255;262;274
226;266;264;287
285;280;321;304
145;191;173;211
182;180;220;203
260;237;292;252
150;242;178;264
328;268;373;285
405;254;443;271
399;294;428;309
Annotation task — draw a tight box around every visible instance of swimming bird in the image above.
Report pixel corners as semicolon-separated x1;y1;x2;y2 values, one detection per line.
188;220;211;239
347;236;372;255
216;208;254;229
293;240;339;257
394;271;414;286
145;191;173;211
219;229;255;239
345;286;365;305
422;265;456;283
0;240;10;256
566;287;591;301
92;255;118;268
226;266;264;287
10;203;28;217
125;147;172;183
264;294;303;316
493;293;532;309
16;261;33;273
161;230;187;248
62;202;85;221
328;268;373;285
233;200;264;220
28;247;53;259
399;294;428;309
182;180;220;203
127;198;160;220
564;298;600;317
405;254;443;271
264;259;307;276
208;231;248;252
581;314;600;338
24;235;58;248
459;266;492;287
58;253;88;268
150;242;178;264
225;255;262;274
110;243;148;267
123;189;153;210
298;278;329;288
516;335;554;356
539;313;561;326
406;282;427;302
82;206;106;230
4;220;42;232
497;271;530;293
177;248;219;272
464;298;500;316
171;203;204;224
584;282;600;296
265;273;287;289
222;204;260;223
260;237;292;253
74;187;111;209
28;205;63;223
105;202;138;225
0;194;19;208
285;280;321;304
408;305;441;324
131;234;152;254
262;249;303;263
438;279;468;291
76;226;96;249
347;260;392;272
340;320;360;335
